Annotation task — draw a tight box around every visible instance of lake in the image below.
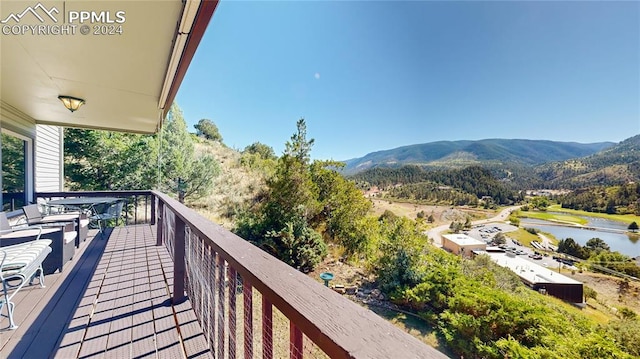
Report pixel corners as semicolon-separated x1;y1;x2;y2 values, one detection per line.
521;214;640;258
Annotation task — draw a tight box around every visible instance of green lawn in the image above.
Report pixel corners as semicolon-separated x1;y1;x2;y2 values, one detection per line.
546;204;640;225
508;228;557;247
518;209;587;225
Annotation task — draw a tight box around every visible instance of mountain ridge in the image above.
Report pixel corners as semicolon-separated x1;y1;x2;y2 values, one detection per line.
536;134;640;187
343;139;615;174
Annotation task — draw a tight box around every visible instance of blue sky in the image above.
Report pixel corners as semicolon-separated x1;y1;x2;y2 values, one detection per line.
176;1;639;161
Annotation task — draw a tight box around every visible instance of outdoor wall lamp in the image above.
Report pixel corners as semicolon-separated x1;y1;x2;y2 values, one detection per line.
58;95;85;112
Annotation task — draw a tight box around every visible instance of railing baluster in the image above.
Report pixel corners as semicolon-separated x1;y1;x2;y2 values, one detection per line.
124;197;129;225
145;195;148;223
150;194;156;225
262;297;273;359
243;281;253;359
290;323;303;359
229;267;237;359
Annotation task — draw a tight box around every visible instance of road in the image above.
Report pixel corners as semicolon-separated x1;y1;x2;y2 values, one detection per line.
427;205;521;246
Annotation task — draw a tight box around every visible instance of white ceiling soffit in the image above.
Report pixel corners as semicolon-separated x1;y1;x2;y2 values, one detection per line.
0;0;209;134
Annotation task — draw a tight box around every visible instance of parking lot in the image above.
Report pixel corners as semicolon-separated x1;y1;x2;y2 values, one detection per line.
465;222;574;270
465;222;518;241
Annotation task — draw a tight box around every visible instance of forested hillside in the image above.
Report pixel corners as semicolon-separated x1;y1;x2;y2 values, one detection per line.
536;135;640;188
555;182;640;215
352;165;520;204
345;135;640;191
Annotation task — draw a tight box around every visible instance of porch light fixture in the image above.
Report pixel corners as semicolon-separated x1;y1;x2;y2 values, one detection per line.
58;95;85;112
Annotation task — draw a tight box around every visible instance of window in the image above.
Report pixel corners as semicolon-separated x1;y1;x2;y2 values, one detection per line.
2;131;28;211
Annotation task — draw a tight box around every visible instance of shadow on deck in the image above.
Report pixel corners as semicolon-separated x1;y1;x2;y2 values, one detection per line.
0;224;210;359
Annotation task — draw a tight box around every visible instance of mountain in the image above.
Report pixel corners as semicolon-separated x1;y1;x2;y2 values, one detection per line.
536;135;640;187
343;139;614;174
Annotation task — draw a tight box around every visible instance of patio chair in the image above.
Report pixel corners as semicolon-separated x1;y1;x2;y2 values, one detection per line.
90;200;125;235
23;204;78;225
1;239;52;329
22;204;88;244
0;212;44;241
36;197;64;215
1;212;75;274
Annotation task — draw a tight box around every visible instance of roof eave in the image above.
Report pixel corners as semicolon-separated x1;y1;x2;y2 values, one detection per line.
158;0;219;131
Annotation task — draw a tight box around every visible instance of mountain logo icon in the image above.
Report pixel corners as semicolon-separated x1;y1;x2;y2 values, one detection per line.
1;2;59;24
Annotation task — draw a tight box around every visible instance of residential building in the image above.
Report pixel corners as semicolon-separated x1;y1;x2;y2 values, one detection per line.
442;233;487;258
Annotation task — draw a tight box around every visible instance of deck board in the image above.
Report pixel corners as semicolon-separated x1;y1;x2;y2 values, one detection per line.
78;230;124;358
104;231;135;358
0;224;211;359
148;243;184;358
131;226;157;358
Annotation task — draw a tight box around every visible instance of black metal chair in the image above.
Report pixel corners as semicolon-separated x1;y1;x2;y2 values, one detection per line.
90;200;125;235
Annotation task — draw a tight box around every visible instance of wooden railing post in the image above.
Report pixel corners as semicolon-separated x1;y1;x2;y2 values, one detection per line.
156;200;163;246
150;194;156;225
173;216;186;303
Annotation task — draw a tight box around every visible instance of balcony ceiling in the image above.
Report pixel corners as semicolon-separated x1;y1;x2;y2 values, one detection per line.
0;0;216;134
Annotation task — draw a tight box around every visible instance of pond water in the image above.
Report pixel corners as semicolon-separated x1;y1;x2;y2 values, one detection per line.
547;212;630;231
521;216;640;258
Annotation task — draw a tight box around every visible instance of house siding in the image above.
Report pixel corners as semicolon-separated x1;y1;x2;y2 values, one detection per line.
35;125;63;192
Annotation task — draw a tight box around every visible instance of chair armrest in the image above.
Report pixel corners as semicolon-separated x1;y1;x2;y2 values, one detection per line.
35;221;74;228
0;226;43;240
0;225;43;234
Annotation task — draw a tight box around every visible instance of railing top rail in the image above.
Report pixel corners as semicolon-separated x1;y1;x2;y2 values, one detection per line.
153;190;447;359
35;190;153;198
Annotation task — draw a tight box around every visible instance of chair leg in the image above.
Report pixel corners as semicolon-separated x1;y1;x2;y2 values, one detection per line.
6;300;18;330
98;219;103;238
0;301;4;328
37;266;46;288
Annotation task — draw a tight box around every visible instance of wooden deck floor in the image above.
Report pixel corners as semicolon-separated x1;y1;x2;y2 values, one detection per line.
0;224;211;359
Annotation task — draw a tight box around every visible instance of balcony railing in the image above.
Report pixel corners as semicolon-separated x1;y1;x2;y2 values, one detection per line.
36;190;155;225
36;190;447;358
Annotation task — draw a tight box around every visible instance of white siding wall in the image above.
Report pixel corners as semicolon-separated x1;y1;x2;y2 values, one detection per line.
35;125;63;192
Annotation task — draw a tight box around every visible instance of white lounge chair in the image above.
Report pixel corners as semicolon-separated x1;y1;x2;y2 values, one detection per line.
0;238;52;329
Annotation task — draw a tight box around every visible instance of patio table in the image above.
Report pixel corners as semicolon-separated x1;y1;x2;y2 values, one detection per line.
47;197;120;220
47;197;119;208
